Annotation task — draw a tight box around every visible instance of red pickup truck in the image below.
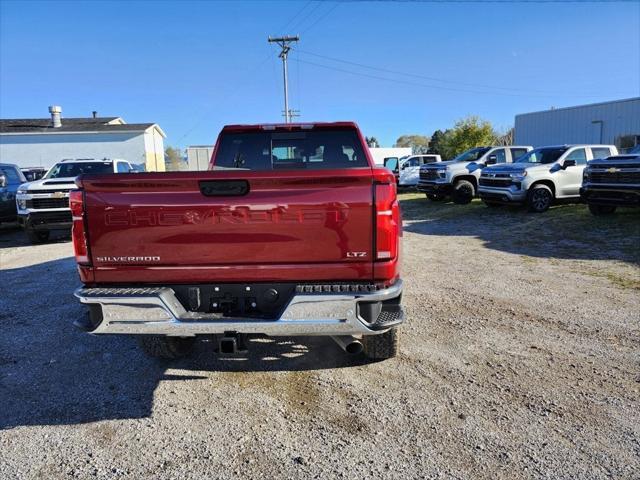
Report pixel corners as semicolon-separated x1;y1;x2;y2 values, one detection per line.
71;122;403;360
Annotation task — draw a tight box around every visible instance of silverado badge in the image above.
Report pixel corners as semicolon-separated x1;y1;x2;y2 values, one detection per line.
606;167;620;173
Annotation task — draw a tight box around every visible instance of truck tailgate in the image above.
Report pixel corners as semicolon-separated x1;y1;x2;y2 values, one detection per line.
81;169;375;283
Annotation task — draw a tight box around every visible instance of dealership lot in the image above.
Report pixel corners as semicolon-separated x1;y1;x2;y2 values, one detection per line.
0;194;638;480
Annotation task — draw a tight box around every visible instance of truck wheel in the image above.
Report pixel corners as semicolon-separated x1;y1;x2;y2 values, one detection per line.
363;329;398;360
588;204;617;216
137;336;195;359
427;194;446;201
452;180;475;204
26;228;50;244
526;185;553;213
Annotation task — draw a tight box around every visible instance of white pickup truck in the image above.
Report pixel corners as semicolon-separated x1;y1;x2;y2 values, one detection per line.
16;158;134;243
478;145;618;212
417;146;532;203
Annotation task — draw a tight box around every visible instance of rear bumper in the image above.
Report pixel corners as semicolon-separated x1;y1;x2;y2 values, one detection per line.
18;211;72;230
74;280;404;337
580;185;640;206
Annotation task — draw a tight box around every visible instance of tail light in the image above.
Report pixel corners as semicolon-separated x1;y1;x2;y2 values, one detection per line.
374;181;400;261
69;190;90;264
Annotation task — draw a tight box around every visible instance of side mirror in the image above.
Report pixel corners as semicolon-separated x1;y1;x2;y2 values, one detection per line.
563;159;576;168
401;163;407;170
486;154;497;165
0;174;6;188
383;157;399;172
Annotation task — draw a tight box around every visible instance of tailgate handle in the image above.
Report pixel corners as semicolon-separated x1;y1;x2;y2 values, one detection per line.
199;180;249;197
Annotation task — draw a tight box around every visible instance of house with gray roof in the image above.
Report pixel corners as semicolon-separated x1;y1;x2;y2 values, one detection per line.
0;106;166;171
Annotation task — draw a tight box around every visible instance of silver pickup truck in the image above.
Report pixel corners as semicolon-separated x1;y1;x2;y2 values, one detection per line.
478;144;618;212
417;146;532;204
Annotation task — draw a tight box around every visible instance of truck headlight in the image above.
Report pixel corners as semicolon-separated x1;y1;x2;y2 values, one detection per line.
510;171;527;181
17;199;27;210
583;169;590;181
438;169;447;178
17;188;27;195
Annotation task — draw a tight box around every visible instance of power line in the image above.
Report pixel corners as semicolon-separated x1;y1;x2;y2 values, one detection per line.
288;1;325;32
329;0;635;3
276;0;313;33
300;2;342;33
294;49;624;96
296;57;624;98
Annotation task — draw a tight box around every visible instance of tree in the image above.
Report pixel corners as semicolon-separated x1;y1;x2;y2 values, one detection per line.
394;134;430;154
165;146;184;171
428;129;447;156
365;136;380;148
439;116;498;159
496;127;514;146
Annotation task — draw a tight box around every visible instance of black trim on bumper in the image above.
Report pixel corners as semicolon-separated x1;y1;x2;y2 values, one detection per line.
417;182;451;195
478;192;521;204
580;186;640;206
19;211;72;230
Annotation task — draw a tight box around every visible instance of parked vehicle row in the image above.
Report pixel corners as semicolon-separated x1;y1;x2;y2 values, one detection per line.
417;145;533;203
0;158;134;242
410;144;639;215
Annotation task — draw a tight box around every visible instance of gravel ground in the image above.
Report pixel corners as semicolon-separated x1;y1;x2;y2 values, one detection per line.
1;196;639;480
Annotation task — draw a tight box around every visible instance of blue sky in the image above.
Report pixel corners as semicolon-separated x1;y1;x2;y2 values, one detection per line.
1;0;638;148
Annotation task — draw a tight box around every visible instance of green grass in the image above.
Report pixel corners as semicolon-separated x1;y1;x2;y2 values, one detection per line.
399;191;640;265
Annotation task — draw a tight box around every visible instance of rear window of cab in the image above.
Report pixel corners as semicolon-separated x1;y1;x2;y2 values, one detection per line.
214;130;369;170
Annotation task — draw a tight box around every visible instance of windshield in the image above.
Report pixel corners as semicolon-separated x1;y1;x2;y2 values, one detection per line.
45;162;113;179
516;148;567;165
451;147;491;162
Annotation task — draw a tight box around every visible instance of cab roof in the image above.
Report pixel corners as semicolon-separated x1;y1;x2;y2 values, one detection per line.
220;122;360;133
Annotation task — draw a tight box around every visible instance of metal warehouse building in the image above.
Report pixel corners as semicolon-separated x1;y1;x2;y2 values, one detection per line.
514;97;640;151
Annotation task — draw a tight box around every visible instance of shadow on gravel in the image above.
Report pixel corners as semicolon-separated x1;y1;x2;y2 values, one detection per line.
0;258;364;429
400;193;640;265
0;223;70;249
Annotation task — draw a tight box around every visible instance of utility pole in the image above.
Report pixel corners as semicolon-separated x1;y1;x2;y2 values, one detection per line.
268;35;299;123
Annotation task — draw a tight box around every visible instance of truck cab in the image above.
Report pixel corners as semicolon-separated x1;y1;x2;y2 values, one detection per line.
417;146;532;203
16;158;134;243
478;145;618;212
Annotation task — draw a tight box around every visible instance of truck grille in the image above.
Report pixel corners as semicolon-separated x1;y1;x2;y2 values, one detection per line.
589;170;640;184
479;178;512;188
420;169;440;181
26;197;69;209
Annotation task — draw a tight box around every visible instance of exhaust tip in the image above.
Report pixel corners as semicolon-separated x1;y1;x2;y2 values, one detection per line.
345;341;363;355
332;335;364;355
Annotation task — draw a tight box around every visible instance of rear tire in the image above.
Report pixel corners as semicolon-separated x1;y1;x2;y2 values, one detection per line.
26;228;50;244
452;180;475;204
526;185;553;213
427;193;446;201
138;336;196;359
588;204;617;216
363;329;398;360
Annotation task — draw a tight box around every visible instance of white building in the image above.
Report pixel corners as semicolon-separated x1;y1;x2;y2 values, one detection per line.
368;147;412;166
515;97;640;151
0;106;167;171
187;145;214;171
